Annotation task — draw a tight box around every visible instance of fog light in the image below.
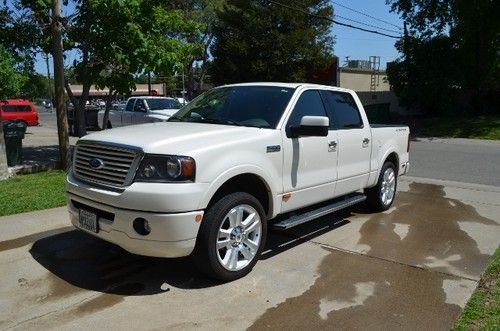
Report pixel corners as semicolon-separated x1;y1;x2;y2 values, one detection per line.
133;218;151;235
144;219;151;233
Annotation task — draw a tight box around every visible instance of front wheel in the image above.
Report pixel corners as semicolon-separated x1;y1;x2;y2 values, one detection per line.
365;161;397;212
192;192;267;281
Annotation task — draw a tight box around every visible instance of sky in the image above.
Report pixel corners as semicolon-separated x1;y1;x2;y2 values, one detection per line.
34;0;403;74
330;0;403;68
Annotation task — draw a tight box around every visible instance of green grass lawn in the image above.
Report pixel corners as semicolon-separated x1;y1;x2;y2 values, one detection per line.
412;116;500;140
0;170;67;217
454;247;500;330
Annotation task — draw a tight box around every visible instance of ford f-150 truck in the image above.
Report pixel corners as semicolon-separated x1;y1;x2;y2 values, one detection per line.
67;83;410;281
97;96;182;129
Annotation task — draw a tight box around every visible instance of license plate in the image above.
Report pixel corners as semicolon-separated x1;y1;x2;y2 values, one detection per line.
78;209;98;233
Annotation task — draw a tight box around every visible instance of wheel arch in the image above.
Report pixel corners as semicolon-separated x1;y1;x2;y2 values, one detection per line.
384;152;399;174
201;171;275;219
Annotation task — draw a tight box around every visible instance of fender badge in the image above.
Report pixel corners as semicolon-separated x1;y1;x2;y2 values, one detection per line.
266;145;281;153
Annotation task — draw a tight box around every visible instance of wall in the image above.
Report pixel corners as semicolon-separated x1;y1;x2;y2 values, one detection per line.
339;68;391;92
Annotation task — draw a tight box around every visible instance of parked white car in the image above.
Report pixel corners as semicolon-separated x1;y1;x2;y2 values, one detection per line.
67;83;410;280
97;96;182;129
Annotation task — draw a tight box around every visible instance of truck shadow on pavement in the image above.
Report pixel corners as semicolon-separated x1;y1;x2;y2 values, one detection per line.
28;211;354;297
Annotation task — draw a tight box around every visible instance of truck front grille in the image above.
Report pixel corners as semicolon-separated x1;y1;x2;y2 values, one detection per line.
73;142;142;188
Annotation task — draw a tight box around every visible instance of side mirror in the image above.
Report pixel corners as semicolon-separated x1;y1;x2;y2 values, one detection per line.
290;116;329;138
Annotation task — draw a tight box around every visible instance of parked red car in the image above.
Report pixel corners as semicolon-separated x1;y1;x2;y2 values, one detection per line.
0;99;39;126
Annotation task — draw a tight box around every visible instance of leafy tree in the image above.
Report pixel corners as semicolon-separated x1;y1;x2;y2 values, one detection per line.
167;0;225;98
0;46;27;99
77;0;199;129
3;0;200;135
210;0;335;84
386;0;499;115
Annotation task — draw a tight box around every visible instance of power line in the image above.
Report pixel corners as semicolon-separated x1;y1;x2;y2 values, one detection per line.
331;1;401;30
267;0;401;39
335;14;401;34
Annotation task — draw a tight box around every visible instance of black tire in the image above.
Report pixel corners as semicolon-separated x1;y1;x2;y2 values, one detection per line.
365;161;397;212
192;192;267;281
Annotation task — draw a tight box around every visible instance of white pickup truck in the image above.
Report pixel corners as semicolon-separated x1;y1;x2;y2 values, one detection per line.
67;83;410;280
97;96;182;129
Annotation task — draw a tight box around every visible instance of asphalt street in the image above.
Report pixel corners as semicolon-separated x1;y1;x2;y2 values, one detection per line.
410;138;500;186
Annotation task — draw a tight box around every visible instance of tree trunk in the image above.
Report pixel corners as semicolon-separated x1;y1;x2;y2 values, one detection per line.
102;89;114;130
51;0;71;171
186;60;195;100
0;111;9;180
198;34;214;93
73;49;90;137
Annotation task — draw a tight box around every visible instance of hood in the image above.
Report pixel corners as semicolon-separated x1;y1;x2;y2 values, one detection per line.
149;108;179;117
80;122;267;155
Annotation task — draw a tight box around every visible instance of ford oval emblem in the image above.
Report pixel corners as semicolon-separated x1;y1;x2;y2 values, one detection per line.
89;158;105;169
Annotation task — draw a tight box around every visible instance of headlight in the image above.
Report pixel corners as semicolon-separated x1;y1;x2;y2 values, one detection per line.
135;155;196;182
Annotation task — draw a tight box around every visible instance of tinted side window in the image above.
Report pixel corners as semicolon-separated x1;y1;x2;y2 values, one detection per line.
323;91;362;129
125;99;135;112
2;105;31;112
134;99;146;112
287;90;327;129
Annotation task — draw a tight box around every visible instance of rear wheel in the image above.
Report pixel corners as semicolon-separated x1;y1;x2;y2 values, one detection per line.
192;192;267;281
365;161;397;212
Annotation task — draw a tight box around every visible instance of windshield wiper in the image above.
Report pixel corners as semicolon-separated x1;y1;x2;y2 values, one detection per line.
168;116;182;122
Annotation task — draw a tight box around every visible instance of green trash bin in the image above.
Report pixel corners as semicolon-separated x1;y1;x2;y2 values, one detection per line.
3;121;27;166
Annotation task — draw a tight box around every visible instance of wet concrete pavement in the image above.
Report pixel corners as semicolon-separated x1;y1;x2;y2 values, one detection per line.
0;177;499;330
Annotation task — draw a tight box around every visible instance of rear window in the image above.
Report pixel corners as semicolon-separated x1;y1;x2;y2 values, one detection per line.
145;99;182;110
2;105;32;112
322;91;363;129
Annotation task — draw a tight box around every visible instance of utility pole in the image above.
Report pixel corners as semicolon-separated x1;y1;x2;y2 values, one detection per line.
403;21;409;60
181;69;186;101
44;53;54;113
148;71;152;95
51;0;71;171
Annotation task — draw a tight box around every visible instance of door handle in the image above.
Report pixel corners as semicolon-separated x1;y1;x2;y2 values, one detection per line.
328;141;337;152
362;138;370;147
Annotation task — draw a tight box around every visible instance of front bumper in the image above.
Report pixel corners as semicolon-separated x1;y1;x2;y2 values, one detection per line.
66;171;209;213
67;192;203;258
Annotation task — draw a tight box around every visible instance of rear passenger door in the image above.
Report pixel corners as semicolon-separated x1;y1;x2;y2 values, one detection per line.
321;90;371;196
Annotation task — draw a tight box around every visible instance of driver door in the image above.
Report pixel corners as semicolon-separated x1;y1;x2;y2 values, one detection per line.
133;99;147;124
121;98;135;126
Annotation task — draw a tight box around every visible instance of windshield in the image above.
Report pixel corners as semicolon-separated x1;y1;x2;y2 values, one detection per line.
168;86;295;128
146;99;182;111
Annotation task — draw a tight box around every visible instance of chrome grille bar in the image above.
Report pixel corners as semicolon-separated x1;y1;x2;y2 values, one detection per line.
73;141;143;188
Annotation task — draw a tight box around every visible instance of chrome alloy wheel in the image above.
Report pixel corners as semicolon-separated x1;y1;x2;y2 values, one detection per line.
216;204;262;271
380;167;396;206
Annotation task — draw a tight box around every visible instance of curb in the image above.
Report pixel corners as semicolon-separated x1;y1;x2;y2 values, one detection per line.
8;160;61;175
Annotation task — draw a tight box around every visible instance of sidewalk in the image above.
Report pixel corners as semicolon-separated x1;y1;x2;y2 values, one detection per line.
9;123;78;175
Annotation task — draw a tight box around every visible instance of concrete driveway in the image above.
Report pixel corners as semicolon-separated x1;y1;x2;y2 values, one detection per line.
1;176;499;330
